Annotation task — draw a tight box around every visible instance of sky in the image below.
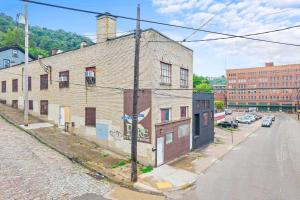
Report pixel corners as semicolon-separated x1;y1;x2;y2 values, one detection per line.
1;0;300;77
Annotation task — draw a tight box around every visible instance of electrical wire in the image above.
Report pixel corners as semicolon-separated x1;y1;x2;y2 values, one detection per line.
20;0;300;47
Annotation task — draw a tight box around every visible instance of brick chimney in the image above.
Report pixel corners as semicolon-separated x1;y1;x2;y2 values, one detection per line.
96;13;116;43
265;62;274;67
51;48;58;56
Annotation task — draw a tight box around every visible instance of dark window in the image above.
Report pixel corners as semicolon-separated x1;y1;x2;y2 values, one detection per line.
28;77;32;91
12;49;18;58
85;67;96;86
40;100;48;115
160;62;171;84
29;100;33;110
3;59;10;68
195;114;200;136
12;79;18;92
0;100;6;104
202;112;209;127
1;81;6;93
180;106;188;118
161;108;171;122
180;68;188;87
85;107;96;127
12;100;18;109
59;71;69;88
40;74;48;90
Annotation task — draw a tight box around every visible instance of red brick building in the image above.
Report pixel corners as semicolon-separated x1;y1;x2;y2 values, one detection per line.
213;85;226;102
226;63;300;112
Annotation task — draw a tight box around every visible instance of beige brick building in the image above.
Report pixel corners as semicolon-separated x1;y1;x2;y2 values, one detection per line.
0;14;193;166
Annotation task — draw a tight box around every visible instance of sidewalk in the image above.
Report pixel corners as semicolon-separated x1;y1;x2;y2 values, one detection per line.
135;119;261;194
0;105;140;187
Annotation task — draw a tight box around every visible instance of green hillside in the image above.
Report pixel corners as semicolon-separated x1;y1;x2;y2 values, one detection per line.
0;13;93;58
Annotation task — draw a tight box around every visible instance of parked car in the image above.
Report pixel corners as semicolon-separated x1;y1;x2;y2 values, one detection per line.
244;114;256;122
236;116;251;124
217;120;238;128
261;119;272;127
225;109;233;115
251;112;262;120
267;115;275;121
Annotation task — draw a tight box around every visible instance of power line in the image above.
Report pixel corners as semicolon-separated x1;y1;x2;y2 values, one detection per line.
183;0;237;42
20;0;300;47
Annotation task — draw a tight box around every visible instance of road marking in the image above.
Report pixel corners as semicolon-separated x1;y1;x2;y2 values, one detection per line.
232;147;240;151
249;134;258;137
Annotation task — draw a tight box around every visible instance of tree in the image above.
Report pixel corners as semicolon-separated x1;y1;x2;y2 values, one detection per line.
194;83;213;92
193;74;213;92
214;100;225;111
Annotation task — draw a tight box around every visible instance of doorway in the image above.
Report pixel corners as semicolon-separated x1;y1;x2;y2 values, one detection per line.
156;137;164;166
59;106;70;126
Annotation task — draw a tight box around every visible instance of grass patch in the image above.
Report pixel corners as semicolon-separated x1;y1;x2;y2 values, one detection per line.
139;166;153;173
100;152;109;158
111;160;127;168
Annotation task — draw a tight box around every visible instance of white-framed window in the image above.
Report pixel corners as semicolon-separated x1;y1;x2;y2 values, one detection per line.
165;132;173;144
161;108;171;122
3;59;10;68
160;62;171;84
12;49;18;58
180;68;188;87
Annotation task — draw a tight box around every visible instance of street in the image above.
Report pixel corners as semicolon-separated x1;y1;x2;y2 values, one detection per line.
171;114;300;200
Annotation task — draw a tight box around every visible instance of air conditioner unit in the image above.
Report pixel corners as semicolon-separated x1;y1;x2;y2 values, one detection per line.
59;76;68;82
85;71;95;77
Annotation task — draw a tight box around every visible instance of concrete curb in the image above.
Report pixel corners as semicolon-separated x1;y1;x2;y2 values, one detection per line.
0;112;164;197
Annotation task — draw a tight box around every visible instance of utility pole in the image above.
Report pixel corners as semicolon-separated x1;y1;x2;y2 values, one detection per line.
131;4;141;182
24;0;29;126
297;88;300;120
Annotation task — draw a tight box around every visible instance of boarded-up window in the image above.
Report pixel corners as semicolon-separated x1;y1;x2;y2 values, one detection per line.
180;106;188;118
28;77;32;91
40;100;48;115
12;79;18;92
59;71;69;88
1;81;6;93
29;100;33;110
202;112;209;127
85;107;96;127
85;67;96;86
40;74;48;90
12;100;18;109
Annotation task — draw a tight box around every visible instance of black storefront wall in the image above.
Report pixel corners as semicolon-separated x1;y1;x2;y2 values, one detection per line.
192;92;215;149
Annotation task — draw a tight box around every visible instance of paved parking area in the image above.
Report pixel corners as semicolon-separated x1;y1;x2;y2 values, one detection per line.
0;117;112;200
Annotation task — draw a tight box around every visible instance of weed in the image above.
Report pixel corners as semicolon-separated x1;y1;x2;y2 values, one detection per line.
111;160;127;168
139;166;153;173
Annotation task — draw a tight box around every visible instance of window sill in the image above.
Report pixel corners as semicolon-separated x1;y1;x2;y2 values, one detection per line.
180;85;189;88
160;83;172;86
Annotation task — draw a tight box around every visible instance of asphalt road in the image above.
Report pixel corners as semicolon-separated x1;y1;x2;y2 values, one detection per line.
173;114;300;200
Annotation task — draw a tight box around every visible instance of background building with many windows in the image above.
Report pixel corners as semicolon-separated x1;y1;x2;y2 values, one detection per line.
226;62;300;112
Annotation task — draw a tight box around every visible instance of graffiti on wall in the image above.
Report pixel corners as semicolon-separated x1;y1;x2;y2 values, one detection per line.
123;89;152;143
109;127;122;140
96;122;123;141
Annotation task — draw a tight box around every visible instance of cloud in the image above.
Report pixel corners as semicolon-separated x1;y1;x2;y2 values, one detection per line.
152;0;300;75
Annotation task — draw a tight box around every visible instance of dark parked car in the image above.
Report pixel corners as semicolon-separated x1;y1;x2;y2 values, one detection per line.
218;121;238;128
